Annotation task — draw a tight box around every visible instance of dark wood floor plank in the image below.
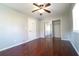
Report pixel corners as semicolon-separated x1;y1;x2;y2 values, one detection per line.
0;38;78;56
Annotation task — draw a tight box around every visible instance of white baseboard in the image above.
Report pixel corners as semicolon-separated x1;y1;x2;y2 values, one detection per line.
70;41;79;55
0;41;27;52
0;37;40;52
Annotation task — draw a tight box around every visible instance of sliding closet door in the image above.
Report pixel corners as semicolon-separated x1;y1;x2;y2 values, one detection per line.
52;20;61;38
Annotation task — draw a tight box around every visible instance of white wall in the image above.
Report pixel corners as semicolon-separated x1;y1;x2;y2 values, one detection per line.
0;4;40;51
66;4;79;55
61;10;73;40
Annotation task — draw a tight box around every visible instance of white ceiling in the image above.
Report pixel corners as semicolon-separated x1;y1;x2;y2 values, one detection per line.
3;3;74;19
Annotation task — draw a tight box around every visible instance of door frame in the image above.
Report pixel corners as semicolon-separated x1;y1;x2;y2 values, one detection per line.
52;20;61;39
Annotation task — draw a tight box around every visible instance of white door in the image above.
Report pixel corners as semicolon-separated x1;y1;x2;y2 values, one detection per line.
45;23;51;37
53;21;61;38
28;18;36;41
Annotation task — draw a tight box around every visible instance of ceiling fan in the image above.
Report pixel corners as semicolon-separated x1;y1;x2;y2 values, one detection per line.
32;3;51;15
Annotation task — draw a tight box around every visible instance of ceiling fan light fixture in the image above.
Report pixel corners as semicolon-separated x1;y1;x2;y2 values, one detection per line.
38;9;44;13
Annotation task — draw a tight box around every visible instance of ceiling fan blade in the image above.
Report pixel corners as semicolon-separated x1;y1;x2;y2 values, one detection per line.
33;3;40;7
45;3;51;7
43;9;51;13
32;9;41;12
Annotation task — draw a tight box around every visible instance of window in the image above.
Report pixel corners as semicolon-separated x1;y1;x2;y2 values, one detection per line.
73;3;79;32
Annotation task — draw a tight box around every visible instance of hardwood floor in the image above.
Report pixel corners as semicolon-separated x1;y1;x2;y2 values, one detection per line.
0;38;78;56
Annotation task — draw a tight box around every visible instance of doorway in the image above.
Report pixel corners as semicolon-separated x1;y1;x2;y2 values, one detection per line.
44;22;51;38
52;20;61;39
